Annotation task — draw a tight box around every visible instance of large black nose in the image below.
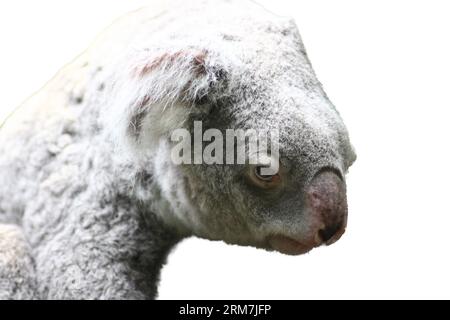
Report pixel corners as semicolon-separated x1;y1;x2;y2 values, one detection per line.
307;170;348;245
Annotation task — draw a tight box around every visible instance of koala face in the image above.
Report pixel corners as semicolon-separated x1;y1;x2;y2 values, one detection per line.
108;12;356;255
177;76;356;255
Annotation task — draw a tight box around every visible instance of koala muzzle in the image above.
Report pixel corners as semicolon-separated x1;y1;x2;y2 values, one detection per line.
307;169;348;246
268;169;348;255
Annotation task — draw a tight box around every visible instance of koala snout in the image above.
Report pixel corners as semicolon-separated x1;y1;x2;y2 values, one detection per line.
268;169;347;256
307;169;348;246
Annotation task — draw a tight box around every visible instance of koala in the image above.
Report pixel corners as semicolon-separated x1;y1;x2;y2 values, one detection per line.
0;0;355;299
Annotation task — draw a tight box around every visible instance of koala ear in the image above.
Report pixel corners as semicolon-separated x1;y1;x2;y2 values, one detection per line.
132;49;223;102
107;48;228;151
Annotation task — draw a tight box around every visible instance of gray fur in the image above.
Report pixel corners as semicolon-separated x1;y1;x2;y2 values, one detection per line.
0;225;36;299
0;0;355;299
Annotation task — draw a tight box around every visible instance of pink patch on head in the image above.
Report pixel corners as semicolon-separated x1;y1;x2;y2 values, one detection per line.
134;50;208;78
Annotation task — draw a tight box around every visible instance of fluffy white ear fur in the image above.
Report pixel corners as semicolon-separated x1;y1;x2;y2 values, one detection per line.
103;47;229;156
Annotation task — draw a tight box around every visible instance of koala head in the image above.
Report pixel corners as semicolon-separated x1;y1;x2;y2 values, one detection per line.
106;13;356;255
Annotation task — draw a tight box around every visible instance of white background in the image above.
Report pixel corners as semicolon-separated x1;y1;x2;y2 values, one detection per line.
1;0;449;299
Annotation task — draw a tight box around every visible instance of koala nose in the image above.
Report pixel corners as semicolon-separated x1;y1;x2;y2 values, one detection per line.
307;169;348;245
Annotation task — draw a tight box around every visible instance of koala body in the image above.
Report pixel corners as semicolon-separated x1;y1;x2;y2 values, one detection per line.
0;0;355;299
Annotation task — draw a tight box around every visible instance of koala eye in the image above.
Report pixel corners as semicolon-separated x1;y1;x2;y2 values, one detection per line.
248;165;281;189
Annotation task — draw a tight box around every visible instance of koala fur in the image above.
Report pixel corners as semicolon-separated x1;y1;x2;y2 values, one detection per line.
0;0;355;299
0;224;36;299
